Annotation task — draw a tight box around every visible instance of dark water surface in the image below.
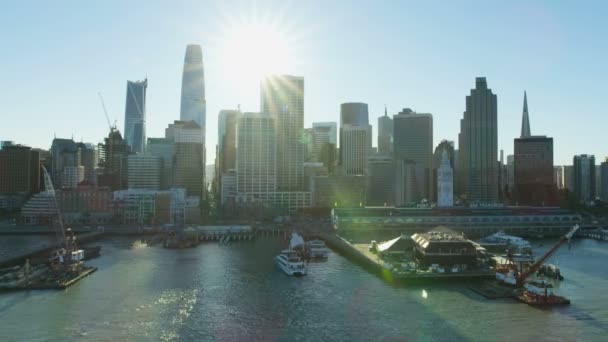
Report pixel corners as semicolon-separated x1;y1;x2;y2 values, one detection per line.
0;236;606;341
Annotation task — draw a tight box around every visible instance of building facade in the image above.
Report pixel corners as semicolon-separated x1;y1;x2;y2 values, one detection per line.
377;106;393;156
340;102;369;165
180;44;206;130
311;122;337;163
124;79;147;153
0;145;40;195
514;136;554;205
573;154;595;203
366;155;394;206
457;77;498;203
166;121;205;197
261;75;305;191
127;154;161;190
147;138;175;190
312;175;366;208
600;159;608;202
393;108;433;201
236;113;277;195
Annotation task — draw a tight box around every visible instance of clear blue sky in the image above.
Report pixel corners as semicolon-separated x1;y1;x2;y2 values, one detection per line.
1;0;606;165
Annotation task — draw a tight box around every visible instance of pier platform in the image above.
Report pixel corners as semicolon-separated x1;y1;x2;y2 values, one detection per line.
317;232;494;282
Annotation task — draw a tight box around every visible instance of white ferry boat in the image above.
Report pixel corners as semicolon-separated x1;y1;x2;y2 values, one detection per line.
479;231;531;250
275;250;307;276
306;239;329;259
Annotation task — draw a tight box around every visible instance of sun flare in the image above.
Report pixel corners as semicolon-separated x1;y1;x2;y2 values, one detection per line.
219;22;294;88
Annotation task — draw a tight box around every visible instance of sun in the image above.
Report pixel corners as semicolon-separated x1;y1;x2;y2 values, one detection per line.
219;22;294;89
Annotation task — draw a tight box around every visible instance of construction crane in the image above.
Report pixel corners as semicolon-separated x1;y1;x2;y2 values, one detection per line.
516;224;580;287
98;92;116;132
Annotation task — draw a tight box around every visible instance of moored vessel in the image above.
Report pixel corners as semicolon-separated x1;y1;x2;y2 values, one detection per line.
514;280;570;306
305;239;329;260
275;249;307;276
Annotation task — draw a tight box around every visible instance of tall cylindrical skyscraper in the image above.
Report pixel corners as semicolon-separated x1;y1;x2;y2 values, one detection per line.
180;44;206;132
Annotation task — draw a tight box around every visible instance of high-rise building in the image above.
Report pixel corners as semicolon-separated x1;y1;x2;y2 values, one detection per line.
521;91;531;138
514;136;554;205
123;79;147;153
128;154;161;190
166;120;205;197
600;159;608;202
377;106;393;156
79;143;98;185
573;154;595;203
395;160;420;206
457;77;498;203
340;103;369;165
98;130;130;191
50;138;80;189
147;138;174;190
393;108;433;201
513;92;555;205
0;145;40;195
236;113;277;195
341;123;372;175
180;45;206;130
261;75;305;191
218;110;239;174
366;155;394;206
311;122;337;161
506;155;515;194
564;165;574;191
437;149;454;207
554;166;565;190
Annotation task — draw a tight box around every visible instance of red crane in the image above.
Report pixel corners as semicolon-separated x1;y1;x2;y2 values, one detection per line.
516;224;580;287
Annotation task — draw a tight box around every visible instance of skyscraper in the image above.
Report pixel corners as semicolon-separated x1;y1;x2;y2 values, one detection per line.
378;106;393;156
147;137;174;189
165;120;205;197
457;77;498;203
98;130;130;191
127;154;161;190
573;154;595;203
600;159;608;202
366;155;394;206
513;93;555;205
341;123;372;175
393;108;433;201
261;75;304;191
218;109;240;174
50;138;81;189
236;113;277;195
180;45;206;130
339;103;370;164
124;79;147;153
521;91;531;138
311;122;337;161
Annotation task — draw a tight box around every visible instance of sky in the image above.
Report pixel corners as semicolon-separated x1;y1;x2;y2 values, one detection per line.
1;0;606;165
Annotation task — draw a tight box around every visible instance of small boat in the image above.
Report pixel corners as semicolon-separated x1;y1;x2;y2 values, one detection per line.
495;265;518;286
537;264;564;280
501;253;535;263
305;239;329;260
514;280;570;306
275;249;307;276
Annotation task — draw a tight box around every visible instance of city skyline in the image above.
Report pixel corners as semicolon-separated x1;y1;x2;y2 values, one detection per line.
1;1;607;165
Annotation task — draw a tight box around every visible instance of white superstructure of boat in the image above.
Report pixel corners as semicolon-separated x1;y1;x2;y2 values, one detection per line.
275;250;307;276
306;239;329;259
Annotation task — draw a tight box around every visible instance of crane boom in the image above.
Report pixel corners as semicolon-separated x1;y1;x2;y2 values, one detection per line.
98;92;113;130
517;224;580;285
